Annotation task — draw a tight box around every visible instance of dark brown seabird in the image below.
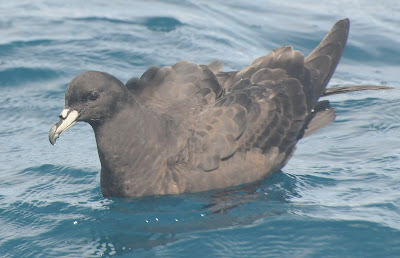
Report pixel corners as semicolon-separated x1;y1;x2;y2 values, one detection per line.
49;19;392;197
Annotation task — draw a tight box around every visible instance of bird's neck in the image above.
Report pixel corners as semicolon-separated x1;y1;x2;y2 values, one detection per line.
92;102;176;197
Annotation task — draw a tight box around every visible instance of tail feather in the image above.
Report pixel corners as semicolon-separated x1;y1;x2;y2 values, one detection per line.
302;85;395;138
323;85;395;96
303;100;336;138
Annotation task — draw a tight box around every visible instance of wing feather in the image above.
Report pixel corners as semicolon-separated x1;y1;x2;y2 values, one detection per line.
127;19;350;173
189;19;350;172
126;61;223;116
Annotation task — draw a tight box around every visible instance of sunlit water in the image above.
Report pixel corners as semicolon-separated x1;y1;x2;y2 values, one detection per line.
0;0;399;257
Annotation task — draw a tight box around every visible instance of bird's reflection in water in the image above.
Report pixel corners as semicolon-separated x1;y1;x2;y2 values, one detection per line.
92;172;300;256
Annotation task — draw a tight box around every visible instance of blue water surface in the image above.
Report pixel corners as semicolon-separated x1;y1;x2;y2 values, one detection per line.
0;0;400;257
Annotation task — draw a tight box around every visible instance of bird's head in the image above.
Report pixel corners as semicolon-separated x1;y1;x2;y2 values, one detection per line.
49;71;129;145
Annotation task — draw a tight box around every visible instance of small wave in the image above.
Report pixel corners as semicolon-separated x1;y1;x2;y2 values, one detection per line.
140;17;184;32
70;16;184;32
1;165;100;204
70;16;137;25
0;67;59;87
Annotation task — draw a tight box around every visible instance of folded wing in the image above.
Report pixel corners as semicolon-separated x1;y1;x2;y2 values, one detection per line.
192;19;350;172
127;19;350;173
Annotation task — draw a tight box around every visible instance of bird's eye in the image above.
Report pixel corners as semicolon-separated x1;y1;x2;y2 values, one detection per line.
83;91;100;102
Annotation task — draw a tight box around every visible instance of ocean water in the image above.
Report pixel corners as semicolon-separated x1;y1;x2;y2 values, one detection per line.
0;0;399;257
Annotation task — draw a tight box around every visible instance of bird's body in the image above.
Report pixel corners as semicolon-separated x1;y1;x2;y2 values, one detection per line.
49;19;392;197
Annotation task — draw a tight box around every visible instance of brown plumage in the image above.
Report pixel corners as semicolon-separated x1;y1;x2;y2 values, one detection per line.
49;19;393;197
